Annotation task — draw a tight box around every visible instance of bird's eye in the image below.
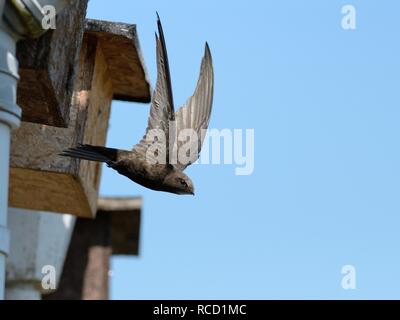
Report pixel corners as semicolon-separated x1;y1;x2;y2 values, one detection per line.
179;179;187;187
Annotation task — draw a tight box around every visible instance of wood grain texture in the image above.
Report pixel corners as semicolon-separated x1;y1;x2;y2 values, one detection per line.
85;19;151;103
16;0;89;127
9;34;113;218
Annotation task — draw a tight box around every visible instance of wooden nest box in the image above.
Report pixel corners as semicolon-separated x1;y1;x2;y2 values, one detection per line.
8;17;151;218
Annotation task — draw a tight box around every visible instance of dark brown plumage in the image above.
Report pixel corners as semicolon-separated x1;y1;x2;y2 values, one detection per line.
61;15;214;195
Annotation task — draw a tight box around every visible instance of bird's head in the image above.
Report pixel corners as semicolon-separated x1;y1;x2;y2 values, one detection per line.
163;170;195;195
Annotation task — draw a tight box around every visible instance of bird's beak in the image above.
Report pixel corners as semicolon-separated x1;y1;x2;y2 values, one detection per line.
190;191;195;196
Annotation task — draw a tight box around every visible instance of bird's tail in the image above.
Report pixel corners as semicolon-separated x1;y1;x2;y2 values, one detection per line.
60;144;119;166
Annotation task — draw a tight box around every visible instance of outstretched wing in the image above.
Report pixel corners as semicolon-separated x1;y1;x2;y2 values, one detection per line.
133;14;175;164
173;43;214;171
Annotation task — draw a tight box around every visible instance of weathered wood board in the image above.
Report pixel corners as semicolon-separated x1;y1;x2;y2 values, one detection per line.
16;0;89;127
10;34;111;217
10;19;151;218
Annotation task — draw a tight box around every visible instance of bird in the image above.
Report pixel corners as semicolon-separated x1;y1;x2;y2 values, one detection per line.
60;14;214;196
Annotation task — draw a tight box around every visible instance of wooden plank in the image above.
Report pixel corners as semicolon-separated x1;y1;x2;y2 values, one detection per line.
85;19;151;103
97;197;142;255
16;0;89;127
8;170;91;218
9;34;113;218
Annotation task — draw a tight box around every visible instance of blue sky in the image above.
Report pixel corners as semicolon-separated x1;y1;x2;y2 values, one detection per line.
87;0;400;299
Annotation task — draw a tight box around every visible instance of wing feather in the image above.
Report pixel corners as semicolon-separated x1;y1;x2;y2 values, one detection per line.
133;17;214;170
133;15;174;164
173;43;214;171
